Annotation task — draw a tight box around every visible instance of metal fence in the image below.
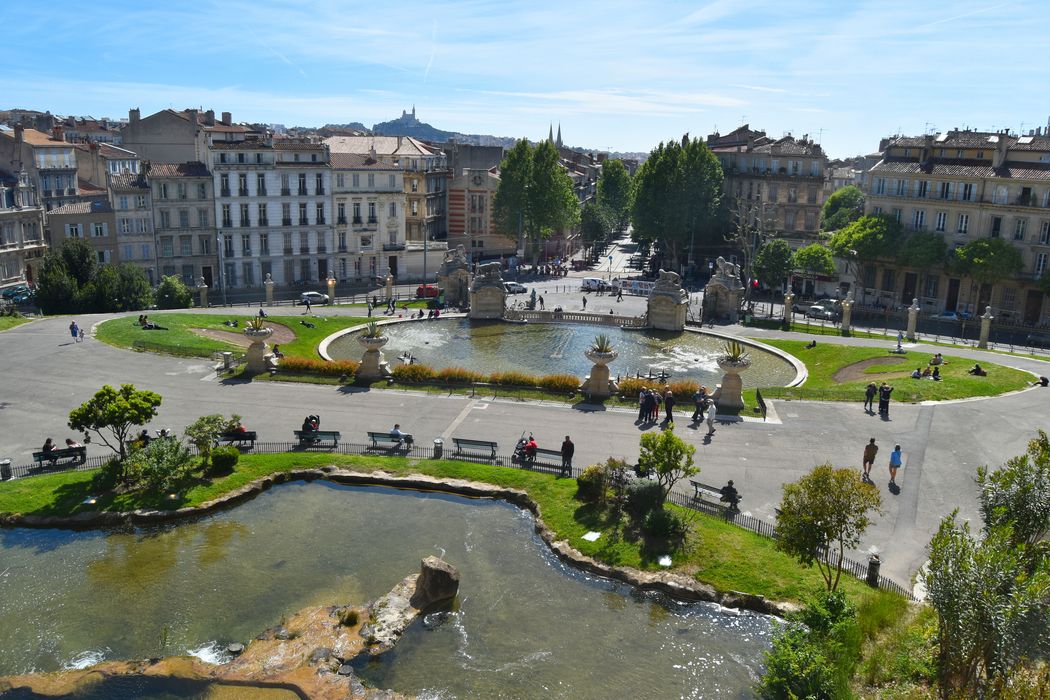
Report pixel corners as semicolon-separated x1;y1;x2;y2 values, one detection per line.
1;440;913;599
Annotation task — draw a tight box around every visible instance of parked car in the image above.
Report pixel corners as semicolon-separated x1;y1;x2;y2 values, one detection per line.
806;300;842;320
581;277;608;292
1026;333;1050;348
416;284;440;298
791;301;811;315
1;285;30;300
298;291;330;305
929;311;971;321
503;282;528;294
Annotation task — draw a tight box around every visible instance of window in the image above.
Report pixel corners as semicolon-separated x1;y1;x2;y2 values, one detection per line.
315;173;324;194
241;234;251;255
122;244;134;260
92;222;106;237
198;183;207;199
242;261;254;286
767;183;778;201
1015;219;1027;241
367;174;375;188
136;195;147;208
119;195;129;210
368;202;377;222
281;174;291;195
805;211;816;230
160;236;174;257
223;235;234;257
352;202;361;223
336;174;345;188
198;209;209;228
913;210;926;230
924;275;939;298
1037;252;1048;276
239;203;250;227
282;203;291;226
785;210;797;230
338;231;347;251
199;235;211;255
389;174;396;189
119;218;131;234
895;179;907;196
917;181;929;198
222;204;232;227
181;265;194;284
1041;221;1050;244
237;153;245;164
298;173;307;195
958;213;969;234
892;208;902;223
872;206;882;216
994;186;1008;205
177;183;187;200
159;183;169;199
256;153;263;164
410;178;417;193
299;203;308;225
1000;286;1017;311
389;202;396;218
787;186;797;203
338;203;346;224
961;183;974;201
238;174;248;196
990;216;1002;238
316;203;325;224
180;236;192;256
257;174;266;195
260;233;269;255
179;209;190;229
256;203;266;226
411;200;418;216
137;218;149;234
220;174;230;196
160;210;171;229
939;182;950;199
881;268;896;292
935;211;947;232
352;173;360;188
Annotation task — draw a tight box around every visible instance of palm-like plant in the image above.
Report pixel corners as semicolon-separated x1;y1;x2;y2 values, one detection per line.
591;333;614;354
246;315;267;331
362;320;383;339
720;339;751;364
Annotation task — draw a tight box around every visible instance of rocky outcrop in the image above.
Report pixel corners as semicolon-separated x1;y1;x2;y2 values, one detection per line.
361;556;460;655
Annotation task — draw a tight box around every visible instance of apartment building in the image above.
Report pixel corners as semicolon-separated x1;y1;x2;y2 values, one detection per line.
0;169;47;290
331;152;407;283
109;172;156;282
122;108;256;164
148;162;217;288
707;125;829;243
211;139;332;289
865;129;1050;324
75;142;140;187
447;167;512;258
46;199;117;264
0;124;82;213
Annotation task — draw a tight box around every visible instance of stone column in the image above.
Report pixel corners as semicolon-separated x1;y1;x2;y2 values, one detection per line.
840;297;853;334
264;273;274;306
906;298;920;341
196;277;208;308
326;275;336;303
783;292;794;325
385;273;394;301
979;306;994;349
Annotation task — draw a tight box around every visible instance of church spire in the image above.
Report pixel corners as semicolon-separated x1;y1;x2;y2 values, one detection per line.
548;123;554;143
556;123;563;148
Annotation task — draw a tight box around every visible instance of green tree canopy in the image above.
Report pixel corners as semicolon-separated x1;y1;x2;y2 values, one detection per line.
596;158;632;230
184;413;241;466
826;214;904;264
155;275;194;309
792;244;836;278
68;384;163;464
753;239;795;291
493;139;580;263
820;185;865;232
775;464;882;592
579;201;613;248
631;135;724;270
949;237;1024;286
897;231;948;269
636;427;698;505
34;239;152;314
976;430;1050;551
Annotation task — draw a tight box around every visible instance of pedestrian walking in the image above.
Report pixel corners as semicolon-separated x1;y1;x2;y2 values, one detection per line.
304;299;311;314
616;289;623;302
539;295;545;310
78;326;86;343
878;382;893;417
663;389;675;425
582;296;587;310
69;320;79;342
560;435;574;477
862;438;878;480
864;382;877;412
691;386;707;422
706;400;718;435
889;444;902;485
637;389;648;422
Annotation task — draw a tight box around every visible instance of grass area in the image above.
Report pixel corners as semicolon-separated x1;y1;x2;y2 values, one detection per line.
0;315;32;331
0;452;885;606
754;339;1032;402
744;316;885;340
95;312;371;360
855;603;937;697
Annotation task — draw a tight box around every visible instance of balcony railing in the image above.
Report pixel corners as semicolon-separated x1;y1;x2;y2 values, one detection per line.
337;217;347;225
367;217;378;224
283;247;293;255
238;188;249;197
316;187;325;195
318;245;327;254
382;243;405;251
221;188;231;197
258;187;267;196
316;217;326;225
222;219;233;228
338;245;348;252
282;218;292;226
298;217;309;225
259;217;269;227
352;216;363;225
297;188;308;196
281;188;291;196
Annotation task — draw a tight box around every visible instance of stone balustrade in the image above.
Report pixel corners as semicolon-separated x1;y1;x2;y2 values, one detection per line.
504;309;647;328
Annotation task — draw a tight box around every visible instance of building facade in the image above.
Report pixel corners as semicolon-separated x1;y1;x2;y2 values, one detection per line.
109;172;156;282
864;129;1050;324
331;152;406;283
0;125;82;213
46;200;117;265
0;170;47;290
446;167;512;258
148;162;217;288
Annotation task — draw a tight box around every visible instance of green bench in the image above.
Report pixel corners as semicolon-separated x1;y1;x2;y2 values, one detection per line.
294;430;340;448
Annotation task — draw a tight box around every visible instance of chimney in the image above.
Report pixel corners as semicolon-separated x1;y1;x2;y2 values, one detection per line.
221;112;232;126
129;108;140;123
187;109;199;125
368;146;377;162
51;126;64;142
14;123;24;143
205;109;215;126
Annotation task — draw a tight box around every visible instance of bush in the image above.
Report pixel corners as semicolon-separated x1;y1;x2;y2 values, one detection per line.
537;373;581;393
625;480;664;519
488;370;537;387
209;445;240;475
279;357;359;378
618;378;657;398
576;464;608;504
757;623;838;699
642;507;686;538
91;458;123;491
123;438;196;491
436;366;483;384
154;275;193;309
391;363;436;383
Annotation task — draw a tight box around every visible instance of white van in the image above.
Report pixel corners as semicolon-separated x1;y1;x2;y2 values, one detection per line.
581;278;608;292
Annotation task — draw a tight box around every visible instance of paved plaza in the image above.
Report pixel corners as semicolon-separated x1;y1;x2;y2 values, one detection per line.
2;238;1048;591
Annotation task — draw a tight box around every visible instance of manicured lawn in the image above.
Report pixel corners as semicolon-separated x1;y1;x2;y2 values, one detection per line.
754;339;1032;402
0;315;32;332
0;452;883;606
95;312;371;360
744;316;886;340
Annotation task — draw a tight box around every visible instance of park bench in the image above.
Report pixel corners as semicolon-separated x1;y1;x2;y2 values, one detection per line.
294;429;341;448
518;447;563;470
367;431;414;451
451;437;498;459
32;446;86;468
690;479;741;510
218;430;257;449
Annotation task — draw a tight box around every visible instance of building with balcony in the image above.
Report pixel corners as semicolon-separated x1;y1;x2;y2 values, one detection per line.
149;162;217;289
864;128;1050;324
707;125;829;244
0;124;82;213
46;199;117;265
75;142;140;187
109;171;156;282
447;167;514;259
0;169;47;291
121;108;258;164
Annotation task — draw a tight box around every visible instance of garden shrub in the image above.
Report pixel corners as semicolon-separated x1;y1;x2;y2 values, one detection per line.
91;458;123;491
642;507;686;538
618;378;657;398
209;445;240;475
625;480;664;519
667;379;700;400
757;623;837;699
488;370;537;387
391;363;435;383
123;438;196;491
576;463;607;503
280;356;359;378
437;366;483;384
537;373;581;393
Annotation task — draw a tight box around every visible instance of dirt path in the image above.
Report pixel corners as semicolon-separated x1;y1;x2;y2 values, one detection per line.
831;355;911;383
191;322;296;349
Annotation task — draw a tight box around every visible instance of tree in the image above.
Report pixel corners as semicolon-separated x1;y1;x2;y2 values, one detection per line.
826;215;903;301
123;438;195;492
725;199;776;304
81;264;151;312
631;135;723;271
819;185;865;232
636;427;698;504
596;158;632;230
579;201;613;250
68;384;163;465
775;464;882;592
791;243;836;296
924;513;1050;696
976;430;1050;550
155;275;194;309
34;251;80;314
897;231;948;270
493;139;532;250
949;238;1024;314
58;237;98;288
184;413;241;466
753;239;795;292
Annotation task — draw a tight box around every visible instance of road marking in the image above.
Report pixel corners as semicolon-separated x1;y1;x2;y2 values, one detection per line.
441;399;478;439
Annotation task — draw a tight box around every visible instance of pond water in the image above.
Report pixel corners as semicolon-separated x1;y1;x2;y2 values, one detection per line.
326;318;797;387
0;482;773;698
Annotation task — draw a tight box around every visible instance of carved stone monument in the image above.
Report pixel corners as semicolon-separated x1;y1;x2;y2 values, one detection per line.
196;276;208;308
979;306;994;349
647;269;689;331
906;298;920;341
437;244;471;307
580;346;618;398
468;262;507;319
703;257;745;323
263;272;274;306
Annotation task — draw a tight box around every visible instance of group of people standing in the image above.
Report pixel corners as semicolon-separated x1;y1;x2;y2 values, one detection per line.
864;382;895;417
636;386;718;436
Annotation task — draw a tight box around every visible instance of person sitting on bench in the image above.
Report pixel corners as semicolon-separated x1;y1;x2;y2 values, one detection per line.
258;308;268;318
524;435;538;463
42;437;55;454
389;423;413;446
272;344;285;359
65;437;83;448
301;415;319;432
232;421;248;434
720;480;740;510
137;428;152;447
968;363;987;376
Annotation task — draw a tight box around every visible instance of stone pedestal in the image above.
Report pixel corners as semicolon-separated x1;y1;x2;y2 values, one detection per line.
385;273;394;301
701;258;745;324
439;269;471;307
648;269;689;330
469;286;506;319
327;276;336;303
243;328;272;373
840;298;853;334
715;358;751;411
196;277;208;308
579;349;617;398
357;335;391;380
784;292;794;324
906;298;920;341
264;273;274;306
979;306;994;349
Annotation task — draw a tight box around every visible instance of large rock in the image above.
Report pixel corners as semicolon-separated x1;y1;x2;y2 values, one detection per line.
414;555;461;608
366;557;460;655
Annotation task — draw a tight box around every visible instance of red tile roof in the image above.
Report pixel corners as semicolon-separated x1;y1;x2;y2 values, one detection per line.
147;162;211;178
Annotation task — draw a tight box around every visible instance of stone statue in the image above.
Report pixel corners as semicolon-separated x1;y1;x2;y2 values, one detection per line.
439;244;469;275
649;269;688;302
716;256;740;280
470;261;504;291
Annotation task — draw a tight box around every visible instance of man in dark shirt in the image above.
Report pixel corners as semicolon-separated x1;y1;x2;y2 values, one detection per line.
560;435;575;477
720;480;740;510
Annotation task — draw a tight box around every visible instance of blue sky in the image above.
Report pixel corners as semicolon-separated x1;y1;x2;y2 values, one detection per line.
2;0;1048;158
